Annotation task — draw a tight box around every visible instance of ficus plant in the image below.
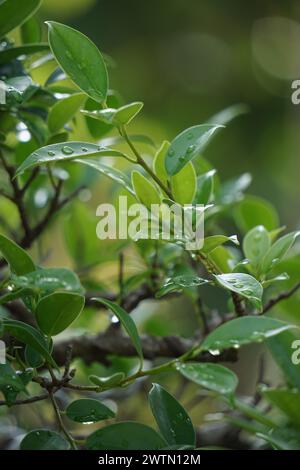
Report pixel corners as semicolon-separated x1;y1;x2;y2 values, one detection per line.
0;0;300;451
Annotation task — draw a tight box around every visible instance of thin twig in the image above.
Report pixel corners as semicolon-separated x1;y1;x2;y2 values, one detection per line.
262;280;300;313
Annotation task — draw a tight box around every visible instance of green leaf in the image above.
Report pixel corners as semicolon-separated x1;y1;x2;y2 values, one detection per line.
0;0;41;38
15;142;127;176
3;319;55;366
165;124;223;176
74;158;135;196
153;141;170;186
202;235;239;254
66;398;115;423
11;267;84;297
195;169;216;205
20;430;70;450
21;15;41;43
46;21;108;103
234;195;279;233
0;234;35;275
92;298;143;367
171;162;197;204
176;363;238;395
0;363;27;406
132;171;161;208
267;331;300;391
243;225;270;272
257;428;300;450
149;384;195;446
25;345;45;368
35;292;85;336
263;389;300;427
48;93;86;134
81;102;143;126
214;273;263;309
261;231;300;274
156;275;209;298
201;316;295;352
86;422;166;450
218;173;252;206
0;44;49;65
89;372;125;389
208;104;249;126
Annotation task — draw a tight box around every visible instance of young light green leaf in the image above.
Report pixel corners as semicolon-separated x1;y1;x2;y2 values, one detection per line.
234;195;279;233
66;398;115;423
0;0;41;38
46;21;108;103
156;275;209;298
261;231;300;274
165;124;223;176
243;225;270;272
35;292;85;336
48;93;86;134
132;171;161;208
202;235;239;254
86;422;166;450
171;161;197;204
20;430;70;450
82;102;143;126
176;363;238;395
195;169;216;205
75;158;135;196
15;142;127;176
0;234;35;275
153;140;170;186
3;319;55;366
201;316;295;352
92;298;143;367
149;384;195;446
89;372;125;389
214;273;263;309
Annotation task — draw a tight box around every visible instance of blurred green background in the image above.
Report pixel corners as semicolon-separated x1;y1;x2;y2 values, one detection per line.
39;0;300;229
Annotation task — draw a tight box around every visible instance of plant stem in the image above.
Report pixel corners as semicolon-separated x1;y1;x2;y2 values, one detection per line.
49;392;77;450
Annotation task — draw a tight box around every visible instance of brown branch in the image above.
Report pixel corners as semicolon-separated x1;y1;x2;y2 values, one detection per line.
262;280;300;313
0;393;48;407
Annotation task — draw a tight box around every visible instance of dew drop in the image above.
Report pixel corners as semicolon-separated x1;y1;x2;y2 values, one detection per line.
186;144;195;154
187;132;193;140
47;151;55;156
65;51;72;59
81;147;88;152
168;148;175;157
179;155;185;162
61;145;74;155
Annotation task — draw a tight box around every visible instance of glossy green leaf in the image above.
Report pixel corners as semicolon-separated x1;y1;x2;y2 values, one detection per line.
209;246;234;273
195;169;216;205
66;398;115;423
243;225;270;272
267;331;300;391
153;140;170;186
201;316;295;352
0;0;41;37
171;162;197;204
132;171;161;208
89;372;125;389
82;102;143;126
20;430;70;450
202;235;239;254
0;363;27;406
165;124;223;176
86;422;166;450
214;273;263;309
0;234;35;275
35;292;85;336
25;345;44;369
0;44;49;65
15;142;127;176
2;319;55;366
48;93;86;134
176;363;238;395
74;158;135;196
263;389;300;427
92;298;143;367
149;384;195;446
11;267;84;297
261;231;300;274
234;195;279;233
46;21;108;103
156;275;209;298
218;173;252;205
208;103;249;126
